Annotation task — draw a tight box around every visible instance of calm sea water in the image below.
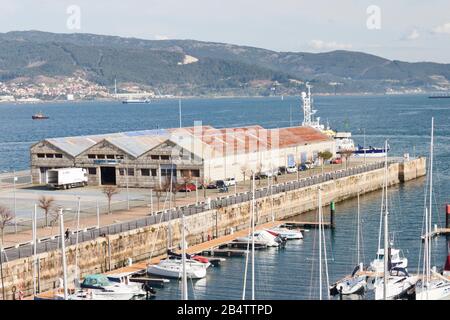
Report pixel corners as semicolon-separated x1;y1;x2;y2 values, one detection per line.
0;95;449;299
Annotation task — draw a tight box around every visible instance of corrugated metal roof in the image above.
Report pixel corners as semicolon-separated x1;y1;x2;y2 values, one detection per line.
105;135;168;158
41;125;331;159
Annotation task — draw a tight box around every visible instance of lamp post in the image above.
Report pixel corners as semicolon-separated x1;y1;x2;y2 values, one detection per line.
126;166;130;210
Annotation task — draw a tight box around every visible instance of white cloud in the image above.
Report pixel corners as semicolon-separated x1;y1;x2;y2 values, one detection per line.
404;29;420;40
432;22;450;34
155;35;170;40
308;40;352;51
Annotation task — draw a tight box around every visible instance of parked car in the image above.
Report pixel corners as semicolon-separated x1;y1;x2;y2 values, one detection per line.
304;161;315;169
224;178;236;186
278;166;287;174
207;182;218;189
178;183;197;192
331;158;343;164
299;164;308;171
216;180;226;188
286;165;298;173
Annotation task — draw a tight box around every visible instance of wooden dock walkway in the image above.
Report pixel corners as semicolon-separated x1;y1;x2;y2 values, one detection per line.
31;220;283;300
281;221;332;229
421;227;450;240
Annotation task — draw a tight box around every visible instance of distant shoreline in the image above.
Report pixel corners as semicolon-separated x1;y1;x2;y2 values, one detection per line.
0;92;436;105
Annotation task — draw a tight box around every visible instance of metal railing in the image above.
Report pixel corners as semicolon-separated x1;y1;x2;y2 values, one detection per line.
1;160;397;262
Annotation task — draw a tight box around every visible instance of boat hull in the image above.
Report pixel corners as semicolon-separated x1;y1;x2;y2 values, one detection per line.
147;261;207;279
416;282;450;300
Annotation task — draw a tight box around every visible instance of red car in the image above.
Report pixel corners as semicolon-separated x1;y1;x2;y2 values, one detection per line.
331;158;343;164
178;183;197;192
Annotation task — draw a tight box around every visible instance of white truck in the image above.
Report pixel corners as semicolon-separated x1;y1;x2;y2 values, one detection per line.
47;168;88;189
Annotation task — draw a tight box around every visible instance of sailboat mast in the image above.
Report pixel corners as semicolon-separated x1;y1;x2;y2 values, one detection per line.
74;197;81;282
32;204;37;296
59;209;68;300
383;140;389;300
181;214;188;300
357;191;360;265
427;117;434;289
251;173;255;300
318;187;322;300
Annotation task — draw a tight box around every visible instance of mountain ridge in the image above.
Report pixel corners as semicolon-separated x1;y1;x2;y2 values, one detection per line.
1;30;449;96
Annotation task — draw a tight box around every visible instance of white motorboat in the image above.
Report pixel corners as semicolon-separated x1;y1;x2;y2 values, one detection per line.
147;259;207;279
369;248;408;272
78;274;146;300
236;230;279;247
267;227;303;240
416;268;450;300
374;267;418;300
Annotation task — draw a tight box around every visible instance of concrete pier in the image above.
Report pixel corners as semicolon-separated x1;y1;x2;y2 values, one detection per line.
0;157;426;299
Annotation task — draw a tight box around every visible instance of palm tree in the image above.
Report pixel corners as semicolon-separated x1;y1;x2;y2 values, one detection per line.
38;196;55;227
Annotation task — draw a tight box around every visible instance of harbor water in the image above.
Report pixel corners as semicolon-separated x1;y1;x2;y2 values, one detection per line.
0;95;449;299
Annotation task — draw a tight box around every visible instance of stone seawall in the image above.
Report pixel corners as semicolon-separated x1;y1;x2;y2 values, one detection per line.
0;157;426;299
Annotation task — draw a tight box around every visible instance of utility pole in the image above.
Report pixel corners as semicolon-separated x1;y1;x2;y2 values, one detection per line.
126;166;130;210
96;200;100;228
150;189;153;215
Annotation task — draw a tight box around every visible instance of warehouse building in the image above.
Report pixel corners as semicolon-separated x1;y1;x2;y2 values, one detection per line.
30;124;335;188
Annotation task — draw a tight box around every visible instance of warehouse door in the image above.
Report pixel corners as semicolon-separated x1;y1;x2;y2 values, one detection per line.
100;167;116;185
40;167;50;184
301;152;307;164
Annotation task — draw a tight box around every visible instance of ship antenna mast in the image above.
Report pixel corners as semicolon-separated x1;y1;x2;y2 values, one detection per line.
301;82;322;129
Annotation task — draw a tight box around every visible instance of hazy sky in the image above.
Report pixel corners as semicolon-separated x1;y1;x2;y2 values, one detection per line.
1;0;450;63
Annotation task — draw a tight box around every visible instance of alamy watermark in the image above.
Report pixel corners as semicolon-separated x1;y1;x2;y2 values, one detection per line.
66;5;81;30
366;5;381;30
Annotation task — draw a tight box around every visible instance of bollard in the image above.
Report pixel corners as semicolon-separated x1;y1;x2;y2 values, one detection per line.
330;201;335;229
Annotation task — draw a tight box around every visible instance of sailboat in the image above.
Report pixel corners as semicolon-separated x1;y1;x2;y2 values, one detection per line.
235;229;280;247
242;174;256;300
317;187;331;300
415;117;450;300
147;215;208;279
369;143;408;274
329;191;367;296
372;141;418;300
